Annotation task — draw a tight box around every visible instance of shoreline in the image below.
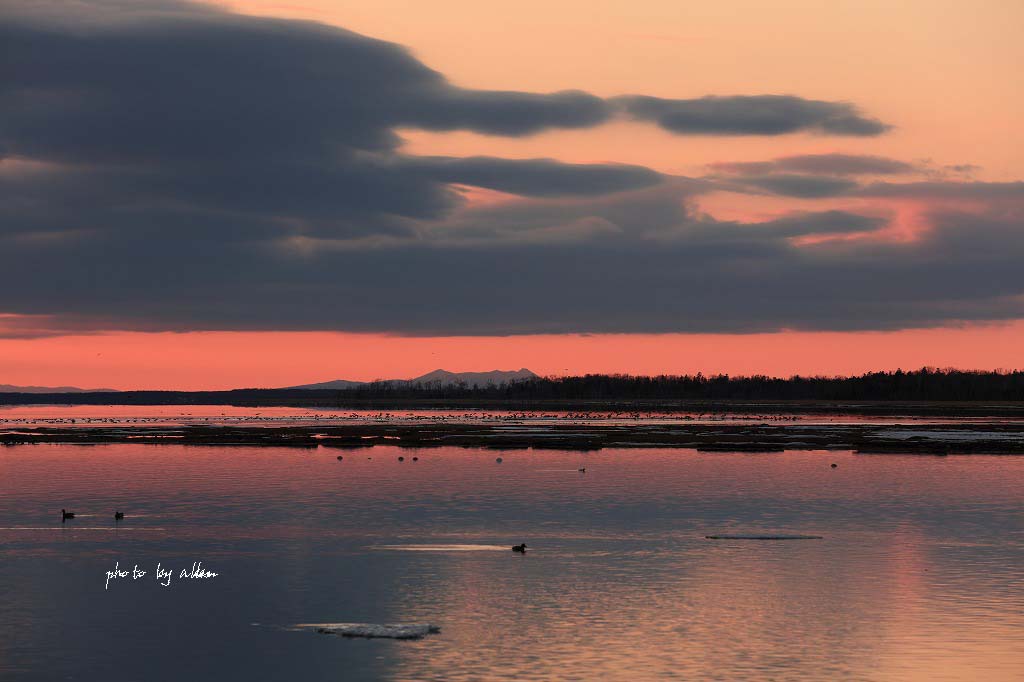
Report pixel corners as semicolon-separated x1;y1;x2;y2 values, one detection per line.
4;397;1024;417
3;421;1023;454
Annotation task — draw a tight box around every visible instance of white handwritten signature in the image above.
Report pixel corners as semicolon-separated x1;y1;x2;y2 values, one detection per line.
105;561;219;589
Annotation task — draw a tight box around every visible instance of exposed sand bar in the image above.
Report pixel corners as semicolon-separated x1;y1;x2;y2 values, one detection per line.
3;421;1023;454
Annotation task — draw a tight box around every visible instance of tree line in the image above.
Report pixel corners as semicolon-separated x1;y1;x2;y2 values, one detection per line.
2;368;1022;406
343;367;1024;401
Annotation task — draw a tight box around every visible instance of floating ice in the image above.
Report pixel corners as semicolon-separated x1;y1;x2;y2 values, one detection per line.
871;429;1019;441
297;623;441;639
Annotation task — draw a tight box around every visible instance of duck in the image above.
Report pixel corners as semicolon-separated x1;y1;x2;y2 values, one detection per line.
512;543;527;553
114;511;124;520
61;509;75;521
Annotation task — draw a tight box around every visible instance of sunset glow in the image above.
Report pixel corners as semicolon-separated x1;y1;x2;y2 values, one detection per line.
5;5;1024;680
2;0;1022;387
1;323;1023;391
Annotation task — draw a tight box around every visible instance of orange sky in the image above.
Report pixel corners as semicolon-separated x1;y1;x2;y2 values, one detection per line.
2;323;1022;391
3;0;1022;388
226;0;1024;180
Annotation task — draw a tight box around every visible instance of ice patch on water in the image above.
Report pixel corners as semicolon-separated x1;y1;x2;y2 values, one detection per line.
296;623;440;639
872;429;1019;441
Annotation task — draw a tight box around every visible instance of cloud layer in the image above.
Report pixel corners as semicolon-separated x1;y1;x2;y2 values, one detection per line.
1;0;1022;337
617;96;889;136
709;153;917;176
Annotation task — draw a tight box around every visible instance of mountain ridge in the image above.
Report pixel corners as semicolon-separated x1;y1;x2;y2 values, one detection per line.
286;368;538;390
0;384;117;394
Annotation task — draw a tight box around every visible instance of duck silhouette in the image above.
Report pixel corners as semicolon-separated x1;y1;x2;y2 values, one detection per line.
512;543;527;553
61;509;75;521
114;511;124;520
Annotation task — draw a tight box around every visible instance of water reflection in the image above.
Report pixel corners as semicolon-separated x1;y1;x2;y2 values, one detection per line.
0;443;1021;680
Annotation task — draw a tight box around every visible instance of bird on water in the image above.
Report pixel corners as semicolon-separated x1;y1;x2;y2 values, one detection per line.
512;543;527;553
114;511;124;520
61;509;75;521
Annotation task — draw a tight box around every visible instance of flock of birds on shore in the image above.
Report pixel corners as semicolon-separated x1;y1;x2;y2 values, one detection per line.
1;410;807;427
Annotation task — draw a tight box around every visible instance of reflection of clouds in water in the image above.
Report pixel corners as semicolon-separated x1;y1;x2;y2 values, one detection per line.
1;443;1023;680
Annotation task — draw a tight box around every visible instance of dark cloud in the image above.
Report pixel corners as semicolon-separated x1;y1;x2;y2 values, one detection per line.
710;153;917;176
616;95;889;136
406;90;611;137
3;1;1021;337
0;0;889;242
1;15;611;164
2;180;1022;336
856;181;1024;200
0;2;659;244
943;164;982;176
719;174;860;198
1;4;887;170
755;210;886;237
415;181;703;245
404;157;662;198
706;173;1024;202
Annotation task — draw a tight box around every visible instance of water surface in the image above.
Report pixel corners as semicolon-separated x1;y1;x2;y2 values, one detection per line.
1;441;1022;680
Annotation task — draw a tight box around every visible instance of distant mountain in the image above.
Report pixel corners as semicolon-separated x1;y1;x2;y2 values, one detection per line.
0;384;117;393
407;368;538;388
287;368;538;390
283;379;366;390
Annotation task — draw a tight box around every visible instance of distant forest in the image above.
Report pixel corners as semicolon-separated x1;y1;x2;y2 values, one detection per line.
2;368;1023;406
349;368;1024;402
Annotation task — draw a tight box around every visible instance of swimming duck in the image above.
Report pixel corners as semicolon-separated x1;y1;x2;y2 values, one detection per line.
512;543;527;553
114;511;124;520
61;509;75;521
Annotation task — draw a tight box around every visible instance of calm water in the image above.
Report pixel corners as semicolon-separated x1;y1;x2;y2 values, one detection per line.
1;441;1022;681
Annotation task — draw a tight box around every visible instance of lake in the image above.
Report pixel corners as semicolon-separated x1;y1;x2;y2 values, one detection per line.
1;437;1022;680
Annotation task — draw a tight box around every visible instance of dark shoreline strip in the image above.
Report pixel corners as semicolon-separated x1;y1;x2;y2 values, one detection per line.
3;423;1024;454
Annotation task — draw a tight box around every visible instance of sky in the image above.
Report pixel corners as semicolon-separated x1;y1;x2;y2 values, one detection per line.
1;0;1022;389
